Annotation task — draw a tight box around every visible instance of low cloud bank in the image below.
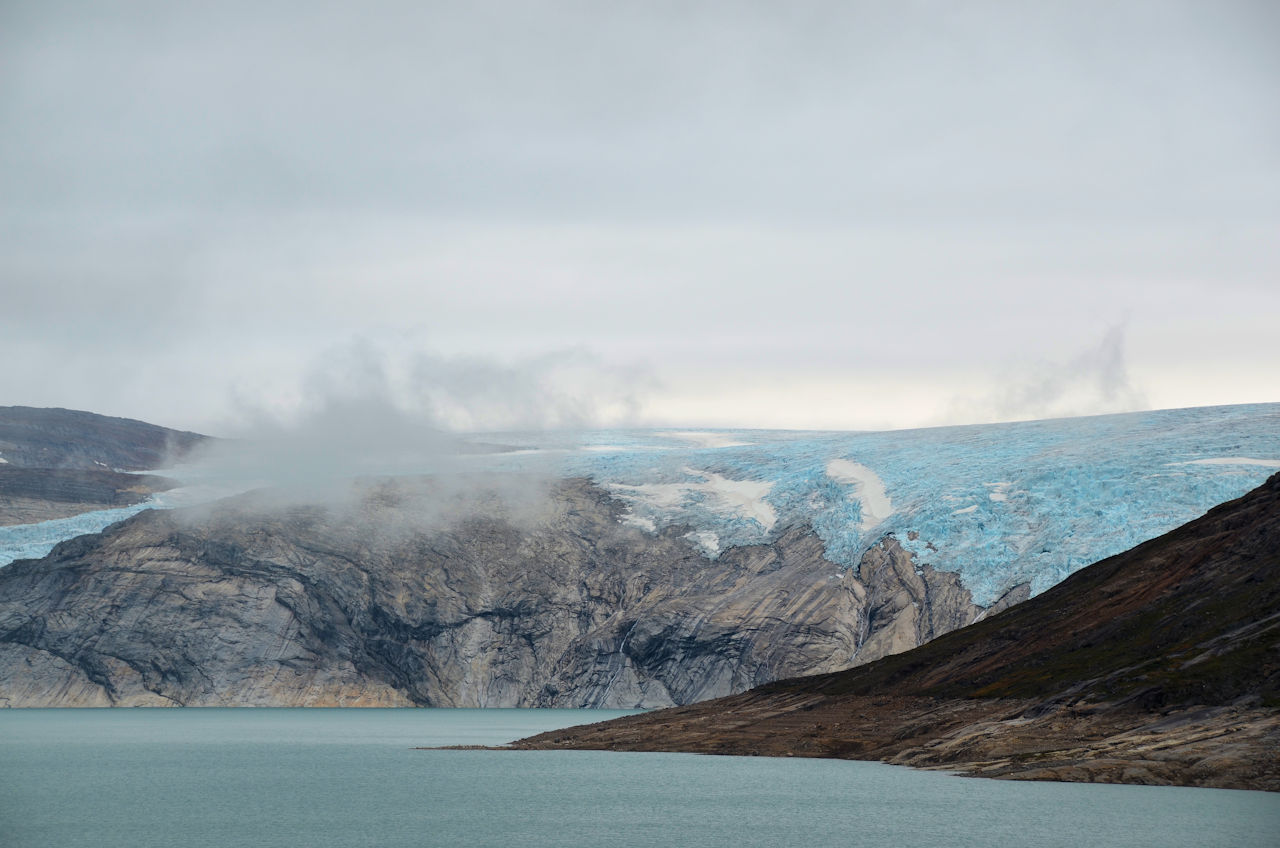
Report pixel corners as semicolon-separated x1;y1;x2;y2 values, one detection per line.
166;340;651;523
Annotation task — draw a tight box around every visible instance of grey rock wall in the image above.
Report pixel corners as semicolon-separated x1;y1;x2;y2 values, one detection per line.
0;477;1015;708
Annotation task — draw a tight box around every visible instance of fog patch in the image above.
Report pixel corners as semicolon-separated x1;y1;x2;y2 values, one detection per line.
167;339;650;529
948;324;1149;424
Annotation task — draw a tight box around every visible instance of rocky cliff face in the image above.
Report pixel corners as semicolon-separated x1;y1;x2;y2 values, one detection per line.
0;477;1006;708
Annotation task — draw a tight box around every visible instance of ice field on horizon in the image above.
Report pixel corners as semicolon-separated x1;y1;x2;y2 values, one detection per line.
2;403;1278;606
490;403;1280;605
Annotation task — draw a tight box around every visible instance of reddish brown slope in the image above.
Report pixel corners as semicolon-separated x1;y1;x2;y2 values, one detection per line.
516;473;1280;790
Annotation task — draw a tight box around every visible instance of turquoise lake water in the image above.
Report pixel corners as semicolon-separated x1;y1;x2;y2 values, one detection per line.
1;709;1276;848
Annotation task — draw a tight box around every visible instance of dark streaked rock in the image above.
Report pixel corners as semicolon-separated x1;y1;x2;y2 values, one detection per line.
0;477;997;708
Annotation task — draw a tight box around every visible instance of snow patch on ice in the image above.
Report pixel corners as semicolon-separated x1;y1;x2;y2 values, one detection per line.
700;471;776;529
984;481;1013;503
826;459;893;531
620;514;656;532
951;504;979;515
607;480;691;513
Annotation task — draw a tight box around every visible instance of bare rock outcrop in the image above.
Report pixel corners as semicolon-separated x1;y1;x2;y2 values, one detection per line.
0;477;998;708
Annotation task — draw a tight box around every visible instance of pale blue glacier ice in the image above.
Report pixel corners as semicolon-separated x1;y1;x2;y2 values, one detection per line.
489;403;1280;605
0;503;156;567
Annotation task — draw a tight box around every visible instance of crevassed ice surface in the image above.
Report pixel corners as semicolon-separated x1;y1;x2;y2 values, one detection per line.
490;403;1280;605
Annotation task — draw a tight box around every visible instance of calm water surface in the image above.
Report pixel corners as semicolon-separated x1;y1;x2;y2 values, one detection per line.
1;709;1276;848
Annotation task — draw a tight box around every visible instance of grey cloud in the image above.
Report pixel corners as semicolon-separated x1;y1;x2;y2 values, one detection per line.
1;2;1276;431
3;1;1276;224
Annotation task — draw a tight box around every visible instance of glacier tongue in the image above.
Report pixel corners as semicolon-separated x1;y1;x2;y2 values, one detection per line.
0;503;155;567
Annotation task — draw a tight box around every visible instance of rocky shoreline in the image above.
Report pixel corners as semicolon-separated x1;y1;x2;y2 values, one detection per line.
511;695;1279;791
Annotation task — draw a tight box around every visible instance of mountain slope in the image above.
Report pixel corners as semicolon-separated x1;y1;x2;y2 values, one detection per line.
514;472;1280;791
0;407;205;524
0;406;206;471
1;404;1275;712
0;467;179;526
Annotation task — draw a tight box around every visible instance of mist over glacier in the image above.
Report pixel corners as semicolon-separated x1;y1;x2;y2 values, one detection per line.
2;403;1277;609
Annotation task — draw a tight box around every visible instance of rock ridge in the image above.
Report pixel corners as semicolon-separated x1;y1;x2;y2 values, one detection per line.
0;477;1006;708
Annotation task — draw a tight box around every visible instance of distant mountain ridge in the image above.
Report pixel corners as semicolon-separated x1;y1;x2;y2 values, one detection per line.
0;406;206;471
515;472;1280;791
0;407;205;524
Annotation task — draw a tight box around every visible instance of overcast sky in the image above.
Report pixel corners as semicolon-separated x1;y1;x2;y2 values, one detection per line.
2;1;1277;435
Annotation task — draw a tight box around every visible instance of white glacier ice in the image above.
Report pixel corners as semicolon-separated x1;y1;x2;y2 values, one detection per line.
541;403;1280;606
656;431;754;449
